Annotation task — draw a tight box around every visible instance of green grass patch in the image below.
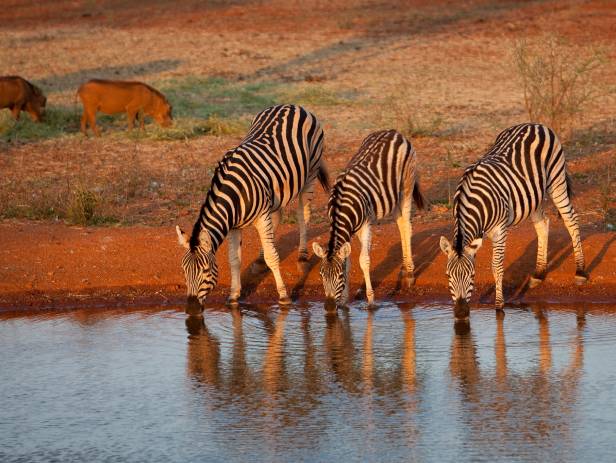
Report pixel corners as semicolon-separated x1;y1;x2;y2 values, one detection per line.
1;78;358;142
0;106;80;142
160;76;281;119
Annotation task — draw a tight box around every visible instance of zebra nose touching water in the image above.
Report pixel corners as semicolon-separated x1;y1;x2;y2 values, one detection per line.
176;104;329;308
440;123;588;320
313;129;425;309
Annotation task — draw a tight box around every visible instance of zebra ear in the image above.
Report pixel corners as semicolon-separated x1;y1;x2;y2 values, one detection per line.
337;242;352;260
176;225;189;250
312;242;326;259
439;236;453;256
464;238;483;257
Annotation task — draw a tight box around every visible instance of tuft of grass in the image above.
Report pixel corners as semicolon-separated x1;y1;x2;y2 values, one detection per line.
137;115;248;141
513;34;606;138
66;188;99;225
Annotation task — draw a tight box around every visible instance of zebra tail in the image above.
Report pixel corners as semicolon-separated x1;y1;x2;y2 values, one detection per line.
566;170;574;199
317;163;331;192
412;180;426;210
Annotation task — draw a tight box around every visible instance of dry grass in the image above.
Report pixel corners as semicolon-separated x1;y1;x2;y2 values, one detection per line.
513;34;607;138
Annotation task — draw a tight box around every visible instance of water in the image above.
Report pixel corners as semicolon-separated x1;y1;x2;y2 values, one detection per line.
2;303;616;462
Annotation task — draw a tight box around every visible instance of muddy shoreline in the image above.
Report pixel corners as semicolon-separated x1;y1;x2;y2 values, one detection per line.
1;221;614;312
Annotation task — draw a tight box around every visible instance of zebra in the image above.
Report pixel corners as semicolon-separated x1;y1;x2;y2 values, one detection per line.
439;123;588;319
313;129;425;309
176;104;329;307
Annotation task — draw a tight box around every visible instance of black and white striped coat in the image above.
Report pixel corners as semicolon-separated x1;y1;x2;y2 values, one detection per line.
313;129;424;307
177;104;329;306
439;123;587;319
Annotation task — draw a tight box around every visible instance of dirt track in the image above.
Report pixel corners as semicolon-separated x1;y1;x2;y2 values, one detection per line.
1;220;614;311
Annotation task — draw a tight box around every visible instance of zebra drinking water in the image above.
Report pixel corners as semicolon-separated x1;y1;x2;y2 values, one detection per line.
176;104;329;307
313;129;425;309
440;123;588;319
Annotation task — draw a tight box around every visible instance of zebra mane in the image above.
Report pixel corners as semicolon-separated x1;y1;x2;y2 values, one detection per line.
453;162;480;255
326;172;349;257
189;149;236;250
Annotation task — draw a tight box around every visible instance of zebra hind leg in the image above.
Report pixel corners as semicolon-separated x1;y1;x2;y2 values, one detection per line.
395;199;415;289
530;209;549;289
296;183;315;263
549;173;588;284
254;213;291;306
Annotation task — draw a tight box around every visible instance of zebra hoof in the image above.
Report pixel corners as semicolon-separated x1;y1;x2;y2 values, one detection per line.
298;254;309;263
278;296;293;306
529;275;544;289
495;301;505;310
575;271;589;285
226;297;240;308
401;276;416;289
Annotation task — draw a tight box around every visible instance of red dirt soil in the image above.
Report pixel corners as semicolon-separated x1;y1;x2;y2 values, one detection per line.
1;221;614;312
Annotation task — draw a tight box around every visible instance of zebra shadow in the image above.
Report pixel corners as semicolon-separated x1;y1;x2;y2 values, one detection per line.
355;223;444;299
291;254;320;301
479;225;613;303
239;224;328;300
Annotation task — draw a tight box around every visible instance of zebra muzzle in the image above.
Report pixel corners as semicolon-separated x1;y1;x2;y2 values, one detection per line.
454;298;470;320
186;295;204;315
324;297;338;312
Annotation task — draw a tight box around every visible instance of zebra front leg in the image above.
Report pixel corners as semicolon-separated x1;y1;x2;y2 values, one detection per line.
227;229;242;306
530;209;549;288
395;201;415;288
488;227;507;309
254;213;291;305
358;223;375;306
253;209;281;273
296;184;314;262
343;255;351;306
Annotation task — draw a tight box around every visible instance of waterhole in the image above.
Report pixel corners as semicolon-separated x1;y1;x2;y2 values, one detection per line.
1;302;615;462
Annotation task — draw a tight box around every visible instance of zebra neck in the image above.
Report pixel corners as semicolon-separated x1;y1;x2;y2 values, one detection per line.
326;213;365;258
453;221;482;255
190;203;229;253
326;235;351;259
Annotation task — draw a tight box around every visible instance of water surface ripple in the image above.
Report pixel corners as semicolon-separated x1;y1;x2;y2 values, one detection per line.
2;303;616;462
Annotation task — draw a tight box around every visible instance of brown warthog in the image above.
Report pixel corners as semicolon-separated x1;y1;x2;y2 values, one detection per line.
77;79;173;136
0;76;47;122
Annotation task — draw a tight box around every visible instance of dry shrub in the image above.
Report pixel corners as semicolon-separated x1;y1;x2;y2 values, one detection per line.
380;89;444;139
513;35;606;137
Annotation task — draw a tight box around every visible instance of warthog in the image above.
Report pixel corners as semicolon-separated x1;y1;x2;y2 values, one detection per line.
77;79;172;136
0;76;46;122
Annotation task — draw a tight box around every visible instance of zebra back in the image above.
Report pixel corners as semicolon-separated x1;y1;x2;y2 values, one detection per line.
452;123;565;255
190;104;325;251
325;129;418;257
